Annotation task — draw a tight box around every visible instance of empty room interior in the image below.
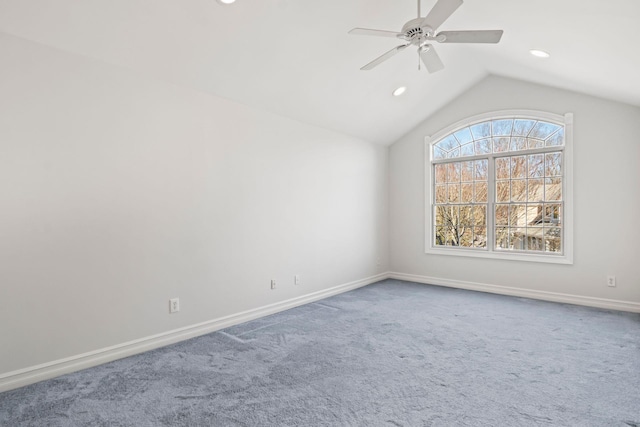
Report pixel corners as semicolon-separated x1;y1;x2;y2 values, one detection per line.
1;0;639;425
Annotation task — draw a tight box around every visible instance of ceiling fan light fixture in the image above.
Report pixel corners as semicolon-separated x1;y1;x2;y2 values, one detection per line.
392;86;407;97
530;49;550;58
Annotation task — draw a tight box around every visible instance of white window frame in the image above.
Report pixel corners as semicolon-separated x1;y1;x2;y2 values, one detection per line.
425;110;573;264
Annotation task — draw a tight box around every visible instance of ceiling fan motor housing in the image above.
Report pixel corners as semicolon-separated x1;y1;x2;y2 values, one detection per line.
400;18;434;43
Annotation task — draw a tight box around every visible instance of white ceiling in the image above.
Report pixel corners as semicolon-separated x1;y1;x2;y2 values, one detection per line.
1;0;639;145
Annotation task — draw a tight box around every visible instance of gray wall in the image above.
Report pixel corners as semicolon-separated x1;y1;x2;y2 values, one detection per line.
0;33;389;376
390;75;640;303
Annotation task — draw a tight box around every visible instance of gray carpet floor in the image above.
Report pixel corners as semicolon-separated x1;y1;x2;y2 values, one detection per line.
1;279;639;426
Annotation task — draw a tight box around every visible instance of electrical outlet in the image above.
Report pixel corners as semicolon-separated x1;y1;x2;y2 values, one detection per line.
607;276;616;287
294;275;301;285
169;298;180;313
271;280;276;290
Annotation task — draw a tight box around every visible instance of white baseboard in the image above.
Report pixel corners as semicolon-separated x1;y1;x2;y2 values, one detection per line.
3;271;637;393
0;273;388;393
388;272;640;313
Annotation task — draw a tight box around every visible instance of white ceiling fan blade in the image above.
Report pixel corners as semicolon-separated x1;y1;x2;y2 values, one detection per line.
437;30;503;43
421;0;463;32
361;44;409;70
348;28;402;38
419;45;445;73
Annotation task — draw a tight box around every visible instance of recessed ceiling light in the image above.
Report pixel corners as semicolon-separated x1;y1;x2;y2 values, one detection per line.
392;86;407;97
217;0;236;4
529;49;550;58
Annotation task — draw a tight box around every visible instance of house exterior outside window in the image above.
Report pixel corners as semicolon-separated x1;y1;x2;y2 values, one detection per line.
425;110;573;264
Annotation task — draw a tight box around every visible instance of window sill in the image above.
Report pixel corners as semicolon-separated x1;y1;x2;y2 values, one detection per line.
425;246;573;264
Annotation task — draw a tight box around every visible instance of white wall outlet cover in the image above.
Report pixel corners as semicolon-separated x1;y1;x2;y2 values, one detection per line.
169;298;180;313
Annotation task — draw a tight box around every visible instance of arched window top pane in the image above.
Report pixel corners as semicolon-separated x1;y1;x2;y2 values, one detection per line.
470;122;491;139
433;117;564;159
439;134;459;151
513;119;536;136
492;119;513;136
454;128;473;144
530;121;561;139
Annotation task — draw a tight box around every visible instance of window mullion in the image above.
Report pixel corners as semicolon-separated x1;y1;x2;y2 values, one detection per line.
487;154;496;252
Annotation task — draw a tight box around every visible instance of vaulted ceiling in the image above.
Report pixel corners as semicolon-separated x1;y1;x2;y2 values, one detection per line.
1;0;638;145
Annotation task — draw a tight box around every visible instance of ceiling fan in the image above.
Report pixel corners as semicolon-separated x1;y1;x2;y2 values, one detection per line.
349;0;503;73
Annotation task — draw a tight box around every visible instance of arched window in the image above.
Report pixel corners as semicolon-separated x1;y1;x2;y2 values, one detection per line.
425;110;573;264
